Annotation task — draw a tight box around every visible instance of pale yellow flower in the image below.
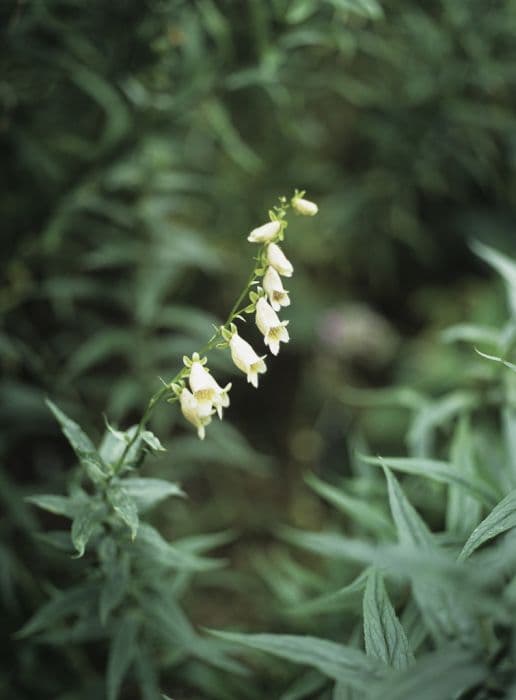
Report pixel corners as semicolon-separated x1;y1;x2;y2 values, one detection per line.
266;242;293;277
179;388;213;440
247;220;281;243
229;332;267;388
263;266;290;312
255;297;289;356
189;360;231;419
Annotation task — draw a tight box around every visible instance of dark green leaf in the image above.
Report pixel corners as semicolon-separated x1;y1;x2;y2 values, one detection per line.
107;615;139;700
16;584;98;638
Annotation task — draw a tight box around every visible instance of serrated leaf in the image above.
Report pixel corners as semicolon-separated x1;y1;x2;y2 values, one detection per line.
458;489;516;561
25;494;76;518
71;502;106;557
383;466;477;643
107;615;139;700
363;569;414;670
208;631;388;689
107;487;139;539
141;430;166;452
46;400;109;478
122;477;185;512
306;473;394;537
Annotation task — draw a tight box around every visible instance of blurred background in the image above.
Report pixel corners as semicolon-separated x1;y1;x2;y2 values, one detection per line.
2;0;516;697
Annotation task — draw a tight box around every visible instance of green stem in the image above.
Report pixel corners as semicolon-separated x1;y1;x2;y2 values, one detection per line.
112;200;291;475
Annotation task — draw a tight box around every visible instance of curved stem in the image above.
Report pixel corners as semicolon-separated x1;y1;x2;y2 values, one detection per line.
112;198;291;474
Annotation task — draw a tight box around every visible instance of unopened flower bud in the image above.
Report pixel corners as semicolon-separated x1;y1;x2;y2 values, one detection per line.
292;196;318;216
248;220;281;243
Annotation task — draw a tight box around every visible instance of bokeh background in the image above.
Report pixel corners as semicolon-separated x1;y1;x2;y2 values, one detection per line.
2;0;516;697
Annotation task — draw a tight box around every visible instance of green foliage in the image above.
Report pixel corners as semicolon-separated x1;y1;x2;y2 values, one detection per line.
208;247;516;697
4;0;516;697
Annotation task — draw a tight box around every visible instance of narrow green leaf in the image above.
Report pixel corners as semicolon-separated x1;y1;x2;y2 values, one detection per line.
25;494;76;518
122;477;185;512
289;570;369;616
368;647;486;700
135;524;222;572
363;455;497;507
141;430;166;452
100;556;129;626
306;473;394;536
107;487;139;539
363;569;414;670
474;348;516;373
446;417;482;537
208;631;388;689
383;466;478;643
46;399;109;478
458;489;516;561
472;241;516;316
16;584;98;638
107;615;139;700
71;502;105;557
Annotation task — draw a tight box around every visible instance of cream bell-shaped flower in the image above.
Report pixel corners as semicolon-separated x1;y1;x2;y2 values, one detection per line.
292;196;318;216
229;332;267;388
189;360;231;419
247;220;281;244
179;388;212;440
255;296;289;356
263;266;290;312
266;242;293;277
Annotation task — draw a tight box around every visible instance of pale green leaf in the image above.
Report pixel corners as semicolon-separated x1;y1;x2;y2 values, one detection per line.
363;455;497;507
458;489;516;561
363;569;414;670
306;473;394;536
141;430;166;452
208;631;388;689
122;477;185;512
71;502;106;557
472;241;516;316
368;647;486;700
25;494;76;518
46;399;109;478
446;417;482;537
107;487;139;539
